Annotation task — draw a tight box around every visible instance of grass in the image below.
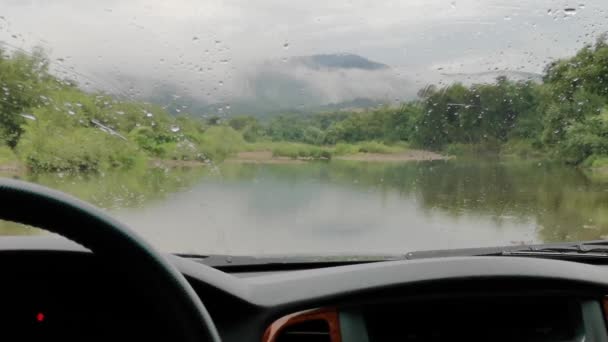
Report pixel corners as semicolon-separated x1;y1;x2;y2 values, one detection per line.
0;145;18;165
239;140;409;160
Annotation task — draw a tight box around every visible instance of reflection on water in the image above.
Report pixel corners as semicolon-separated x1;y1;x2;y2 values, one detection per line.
2;160;608;255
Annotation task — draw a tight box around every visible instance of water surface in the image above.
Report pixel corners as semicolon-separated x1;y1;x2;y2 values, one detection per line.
3;160;608;255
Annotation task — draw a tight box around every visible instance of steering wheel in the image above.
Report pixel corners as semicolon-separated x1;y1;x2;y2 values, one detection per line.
0;179;221;342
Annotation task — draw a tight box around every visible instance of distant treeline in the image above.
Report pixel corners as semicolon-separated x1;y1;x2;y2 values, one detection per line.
2;35;608;172
227;35;608;167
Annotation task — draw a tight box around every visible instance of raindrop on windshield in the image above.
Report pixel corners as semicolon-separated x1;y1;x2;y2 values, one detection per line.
145;112;153;118
192;36;199;41
170;125;181;133
67;110;75;115
283;42;289;49
564;8;577;15
450;1;456;9
20;113;36;121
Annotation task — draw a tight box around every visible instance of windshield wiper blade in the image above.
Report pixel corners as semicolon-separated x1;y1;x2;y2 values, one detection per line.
173;253;404;270
406;240;608;261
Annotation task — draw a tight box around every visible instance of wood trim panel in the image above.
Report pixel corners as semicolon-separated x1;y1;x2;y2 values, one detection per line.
262;307;341;342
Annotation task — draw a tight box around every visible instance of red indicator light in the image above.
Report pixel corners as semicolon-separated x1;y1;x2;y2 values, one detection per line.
36;312;44;322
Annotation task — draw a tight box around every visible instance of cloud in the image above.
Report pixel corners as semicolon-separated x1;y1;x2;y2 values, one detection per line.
0;0;605;106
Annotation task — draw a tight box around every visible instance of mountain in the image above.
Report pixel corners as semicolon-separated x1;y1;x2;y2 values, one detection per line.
287;53;390;71
124;53;414;118
226;53;410;117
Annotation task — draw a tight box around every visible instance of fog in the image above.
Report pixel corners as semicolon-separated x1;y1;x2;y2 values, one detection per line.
0;0;605;109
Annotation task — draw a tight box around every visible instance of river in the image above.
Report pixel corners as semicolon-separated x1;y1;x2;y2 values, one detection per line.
2;159;608;256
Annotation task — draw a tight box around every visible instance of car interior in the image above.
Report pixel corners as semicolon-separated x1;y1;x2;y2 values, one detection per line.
2;179;608;342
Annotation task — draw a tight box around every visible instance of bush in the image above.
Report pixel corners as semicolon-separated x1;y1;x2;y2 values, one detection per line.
591;156;608;169
272;144;300;159
17;120;146;172
0;145;18;164
333;143;359;156
197;126;245;162
501;139;545;159
357;141;402;154
271;143;333;160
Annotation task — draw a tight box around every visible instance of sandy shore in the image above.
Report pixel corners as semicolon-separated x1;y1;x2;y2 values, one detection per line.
225;150;449;164
224;151;306;164
335;150;449;162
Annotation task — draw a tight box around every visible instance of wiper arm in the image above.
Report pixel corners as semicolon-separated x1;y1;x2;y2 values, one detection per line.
501;241;608;259
406;240;608;261
173;253;403;270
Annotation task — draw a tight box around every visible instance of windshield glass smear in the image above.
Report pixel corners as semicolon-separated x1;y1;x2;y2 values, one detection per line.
1;1;608;256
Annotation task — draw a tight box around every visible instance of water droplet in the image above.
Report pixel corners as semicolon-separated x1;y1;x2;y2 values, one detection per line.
20;113;36;121
192;36;199;41
116;111;125;115
564;7;577;15
170;125;181;133
56;58;65;63
146;112;153;118
283;42;289;49
547;9;553;15
159;58;165;63
67;110;75;115
218;80;224;86
504;15;511;21
450;1;456;9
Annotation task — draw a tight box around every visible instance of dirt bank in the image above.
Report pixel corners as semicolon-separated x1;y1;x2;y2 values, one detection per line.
226;149;449;164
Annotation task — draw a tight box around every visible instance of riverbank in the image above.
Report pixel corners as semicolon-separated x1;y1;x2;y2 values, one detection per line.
226;149;449;164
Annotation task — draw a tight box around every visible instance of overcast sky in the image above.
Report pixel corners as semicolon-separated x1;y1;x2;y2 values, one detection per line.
1;0;606;103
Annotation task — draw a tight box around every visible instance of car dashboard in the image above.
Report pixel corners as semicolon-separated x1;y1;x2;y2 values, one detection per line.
2;237;608;342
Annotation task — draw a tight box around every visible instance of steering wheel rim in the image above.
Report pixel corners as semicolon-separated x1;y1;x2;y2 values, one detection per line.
0;178;221;342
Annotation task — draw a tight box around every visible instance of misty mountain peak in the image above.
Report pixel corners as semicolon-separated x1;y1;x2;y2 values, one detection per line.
288;53;389;70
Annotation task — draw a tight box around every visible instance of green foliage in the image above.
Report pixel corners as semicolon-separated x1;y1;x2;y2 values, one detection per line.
0;47;52;146
271;143;332;160
0;144;17;164
228;116;261;142
197;126;245;161
17;119;146;172
356;141;403;154
589;156;608;169
5;35;608;171
333;143;360;155
556;111;608;164
500;139;546;159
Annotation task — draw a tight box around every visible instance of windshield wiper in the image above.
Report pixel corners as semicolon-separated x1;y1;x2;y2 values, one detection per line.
406;240;608;262
173;253;404;271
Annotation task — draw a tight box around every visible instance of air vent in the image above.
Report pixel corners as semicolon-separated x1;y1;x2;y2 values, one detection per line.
263;307;341;342
276;319;331;342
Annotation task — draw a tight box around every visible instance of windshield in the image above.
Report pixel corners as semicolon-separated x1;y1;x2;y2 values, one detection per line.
1;1;607;256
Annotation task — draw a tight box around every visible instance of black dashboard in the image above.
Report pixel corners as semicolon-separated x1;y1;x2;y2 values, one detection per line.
3;237;608;342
